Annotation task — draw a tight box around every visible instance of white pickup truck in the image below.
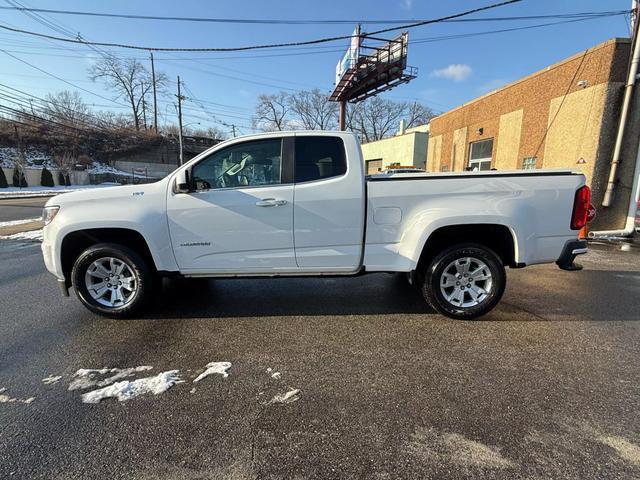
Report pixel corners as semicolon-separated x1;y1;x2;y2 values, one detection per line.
41;131;590;320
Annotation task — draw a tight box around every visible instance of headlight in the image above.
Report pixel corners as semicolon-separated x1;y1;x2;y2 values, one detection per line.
42;206;60;226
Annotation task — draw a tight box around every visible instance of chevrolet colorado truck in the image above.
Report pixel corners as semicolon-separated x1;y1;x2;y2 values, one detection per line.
41;131;590;320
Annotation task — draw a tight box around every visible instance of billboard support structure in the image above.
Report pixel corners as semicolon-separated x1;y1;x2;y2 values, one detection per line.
330;26;418;131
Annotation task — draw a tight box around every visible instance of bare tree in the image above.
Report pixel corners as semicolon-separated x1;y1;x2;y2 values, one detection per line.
288;89;338;130
89;56;167;131
405;101;435;129
43;91;90;127
253;93;289;131
347;98;434;142
191;126;227;140
346;97;405;142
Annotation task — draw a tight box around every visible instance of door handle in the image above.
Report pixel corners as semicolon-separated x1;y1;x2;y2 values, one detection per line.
255;198;287;207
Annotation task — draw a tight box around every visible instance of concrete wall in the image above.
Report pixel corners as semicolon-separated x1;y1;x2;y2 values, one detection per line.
112;160;176;179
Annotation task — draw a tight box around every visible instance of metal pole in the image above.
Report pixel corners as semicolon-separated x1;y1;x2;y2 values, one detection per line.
339;101;346;131
150;52;158;134
141;85;148;131
602;1;640;206
176;75;184;166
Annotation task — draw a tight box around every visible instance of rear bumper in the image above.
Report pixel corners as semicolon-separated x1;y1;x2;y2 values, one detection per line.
556;239;588;271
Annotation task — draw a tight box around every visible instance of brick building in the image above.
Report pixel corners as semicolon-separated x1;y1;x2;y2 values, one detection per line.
426;38;639;231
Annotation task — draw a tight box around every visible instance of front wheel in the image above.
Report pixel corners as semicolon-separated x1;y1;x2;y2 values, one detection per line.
71;243;152;318
421;243;506;320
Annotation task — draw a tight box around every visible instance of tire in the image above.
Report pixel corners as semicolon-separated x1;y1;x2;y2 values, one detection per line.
71;243;152;318
421;243;506;320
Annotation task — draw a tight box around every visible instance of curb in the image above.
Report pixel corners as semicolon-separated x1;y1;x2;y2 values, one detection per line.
0;221;44;236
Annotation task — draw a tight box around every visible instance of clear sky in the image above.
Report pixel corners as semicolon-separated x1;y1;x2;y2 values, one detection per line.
0;0;633;136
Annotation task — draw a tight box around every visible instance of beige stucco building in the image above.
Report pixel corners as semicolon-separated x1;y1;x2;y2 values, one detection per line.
360;123;429;174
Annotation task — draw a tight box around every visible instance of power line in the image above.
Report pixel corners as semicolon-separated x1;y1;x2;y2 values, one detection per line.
0;49;127;107
0;0;523;52
0;5;628;25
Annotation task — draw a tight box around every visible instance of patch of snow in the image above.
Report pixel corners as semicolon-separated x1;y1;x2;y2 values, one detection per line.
266;367;272;373
599;435;640;466
68;366;153;391
42;375;62;385
270;388;300;404
0;184;116;198
0;387;35;404
271;372;281;379
193;361;231;383
0;147;53;168
0;217;40;228
190;388;196;394
81;370;182;403
0;229;43;241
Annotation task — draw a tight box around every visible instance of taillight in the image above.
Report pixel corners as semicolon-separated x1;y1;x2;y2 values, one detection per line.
571;185;591;230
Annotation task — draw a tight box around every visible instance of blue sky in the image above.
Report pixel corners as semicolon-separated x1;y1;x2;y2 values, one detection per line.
0;0;632;136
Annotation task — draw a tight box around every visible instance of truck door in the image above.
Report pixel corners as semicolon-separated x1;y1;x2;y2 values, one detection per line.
167;137;297;273
293;135;365;270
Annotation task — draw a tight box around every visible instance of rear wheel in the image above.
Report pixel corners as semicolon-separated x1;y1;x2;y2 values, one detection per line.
421;243;505;320
71;243;152;318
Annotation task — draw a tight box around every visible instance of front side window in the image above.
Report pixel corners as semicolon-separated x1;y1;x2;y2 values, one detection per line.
191;138;282;190
295;136;347;182
468;138;493;171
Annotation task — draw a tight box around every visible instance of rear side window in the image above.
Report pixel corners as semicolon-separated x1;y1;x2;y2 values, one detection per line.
294;136;347;183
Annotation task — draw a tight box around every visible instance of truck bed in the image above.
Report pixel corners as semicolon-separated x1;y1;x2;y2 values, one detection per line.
363;169;585;272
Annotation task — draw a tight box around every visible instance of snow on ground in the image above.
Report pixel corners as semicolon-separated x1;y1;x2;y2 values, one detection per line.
270;388;301;405
68;366;153;391
0;184;118;198
266;367;282;379
0;387;35;404
0;229;43;241
42;375;62;385
81;370;183;403
193;361;232;383
0;217;40;228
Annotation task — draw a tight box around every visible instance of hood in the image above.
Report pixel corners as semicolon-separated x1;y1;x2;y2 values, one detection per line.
45;179;168;207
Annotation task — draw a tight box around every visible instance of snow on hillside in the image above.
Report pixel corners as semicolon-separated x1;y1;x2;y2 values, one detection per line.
0;147;152;178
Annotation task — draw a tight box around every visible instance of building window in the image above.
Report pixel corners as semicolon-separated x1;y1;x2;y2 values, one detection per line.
522;157;537;170
468;138;493;171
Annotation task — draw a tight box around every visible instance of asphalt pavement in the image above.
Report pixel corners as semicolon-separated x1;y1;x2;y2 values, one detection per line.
0;238;639;479
0;196;50;223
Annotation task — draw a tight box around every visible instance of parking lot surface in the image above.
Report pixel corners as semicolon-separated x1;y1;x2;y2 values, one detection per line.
0;240;639;479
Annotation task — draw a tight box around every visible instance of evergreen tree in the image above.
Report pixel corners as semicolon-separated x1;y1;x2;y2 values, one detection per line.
12;168;27;187
41;167;54;187
0;168;7;188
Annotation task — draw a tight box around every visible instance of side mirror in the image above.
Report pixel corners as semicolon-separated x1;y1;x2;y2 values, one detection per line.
174;169;191;194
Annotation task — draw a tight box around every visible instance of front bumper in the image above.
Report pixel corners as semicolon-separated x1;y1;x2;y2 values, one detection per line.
556;239;588;271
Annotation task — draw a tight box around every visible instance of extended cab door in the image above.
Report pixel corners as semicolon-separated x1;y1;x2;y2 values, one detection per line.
293;134;365;270
167;136;297;273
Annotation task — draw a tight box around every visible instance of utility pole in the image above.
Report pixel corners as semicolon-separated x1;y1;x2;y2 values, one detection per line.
141;86;148;131
338;101;346;131
150;52;158;133
176;75;184;165
231;124;237;137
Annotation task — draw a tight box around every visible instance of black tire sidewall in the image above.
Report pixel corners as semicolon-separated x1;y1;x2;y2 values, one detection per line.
71;243;150;318
422;243;505;320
